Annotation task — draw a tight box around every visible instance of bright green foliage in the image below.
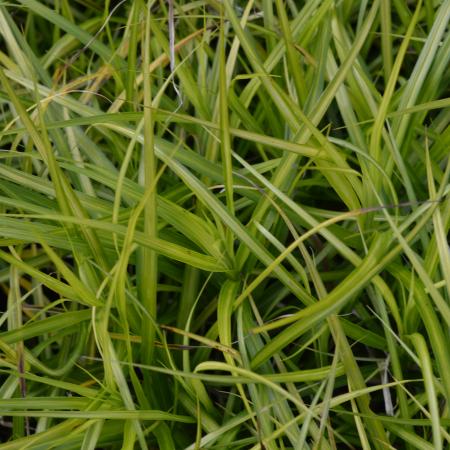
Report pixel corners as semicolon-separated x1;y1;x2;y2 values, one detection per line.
0;0;449;448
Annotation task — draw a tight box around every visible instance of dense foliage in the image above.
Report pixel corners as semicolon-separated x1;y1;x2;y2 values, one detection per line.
0;0;449;448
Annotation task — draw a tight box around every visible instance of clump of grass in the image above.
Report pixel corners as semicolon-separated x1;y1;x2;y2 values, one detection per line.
0;0;449;448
